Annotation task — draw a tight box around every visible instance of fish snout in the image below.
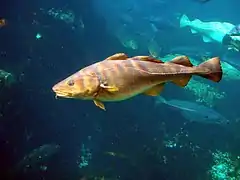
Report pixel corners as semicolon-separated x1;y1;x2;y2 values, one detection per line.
52;84;70;97
52;85;58;92
52;84;62;94
52;83;65;93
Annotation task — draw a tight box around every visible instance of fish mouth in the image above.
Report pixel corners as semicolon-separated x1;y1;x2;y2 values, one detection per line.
52;85;72;98
54;91;72;98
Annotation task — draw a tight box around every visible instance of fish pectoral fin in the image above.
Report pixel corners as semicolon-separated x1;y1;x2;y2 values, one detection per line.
132;56;164;63
143;84;165;96
93;100;106;111
106;53;128;60
202;36;212;43
172;76;192;87
100;84;119;92
167;56;193;67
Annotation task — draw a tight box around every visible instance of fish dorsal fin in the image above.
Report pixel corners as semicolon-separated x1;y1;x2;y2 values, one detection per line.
131;56;164;63
168;56;193;67
143;84;165;96
105;53;128;60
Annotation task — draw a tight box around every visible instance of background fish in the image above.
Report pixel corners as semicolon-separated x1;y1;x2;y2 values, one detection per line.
179;14;234;43
156;96;229;125
52;53;222;110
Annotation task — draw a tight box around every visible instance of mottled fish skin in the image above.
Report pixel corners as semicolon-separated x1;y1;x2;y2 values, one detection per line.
52;53;222;110
83;59;194;101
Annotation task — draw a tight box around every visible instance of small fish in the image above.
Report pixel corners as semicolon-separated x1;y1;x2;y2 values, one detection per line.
104;151;127;158
52;53;222;110
0;18;6;28
156;96;229;125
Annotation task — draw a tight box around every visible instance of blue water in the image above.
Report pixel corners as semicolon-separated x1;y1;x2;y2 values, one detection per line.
1;0;240;179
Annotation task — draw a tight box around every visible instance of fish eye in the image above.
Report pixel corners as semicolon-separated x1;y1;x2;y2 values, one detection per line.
67;79;75;86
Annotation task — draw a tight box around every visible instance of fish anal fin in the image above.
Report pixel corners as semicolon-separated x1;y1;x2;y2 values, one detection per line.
172;76;192;87
190;29;197;34
93;100;106;111
168;56;193;67
143;84;165;96
100;84;119;92
132;56;164;63
106;53;128;60
202;36;212;43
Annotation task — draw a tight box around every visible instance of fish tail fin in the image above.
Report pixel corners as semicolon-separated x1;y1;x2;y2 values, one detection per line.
180;14;190;28
155;96;167;105
196;57;223;82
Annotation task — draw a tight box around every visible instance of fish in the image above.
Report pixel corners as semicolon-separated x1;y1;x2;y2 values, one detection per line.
0;18;6;28
104;151;127;158
148;39;161;58
180;14;235;44
156;96;229;125
52;53;222;110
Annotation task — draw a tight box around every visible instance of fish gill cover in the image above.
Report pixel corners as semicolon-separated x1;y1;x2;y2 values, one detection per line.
1;0;240;180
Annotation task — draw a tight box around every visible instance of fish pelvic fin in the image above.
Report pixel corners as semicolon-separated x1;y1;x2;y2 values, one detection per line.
180;14;190;28
196;57;223;82
143;84;165;96
93;100;106;111
168;56;193;67
155;96;167;104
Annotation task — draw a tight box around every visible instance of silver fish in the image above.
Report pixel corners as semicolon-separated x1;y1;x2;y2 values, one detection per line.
156;96;229;125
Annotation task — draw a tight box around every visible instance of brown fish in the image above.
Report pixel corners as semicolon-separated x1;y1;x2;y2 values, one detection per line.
52;53;222;110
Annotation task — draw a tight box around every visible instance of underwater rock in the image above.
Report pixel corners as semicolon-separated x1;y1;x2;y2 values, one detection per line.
209;150;240;180
15;143;60;173
0;69;15;88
